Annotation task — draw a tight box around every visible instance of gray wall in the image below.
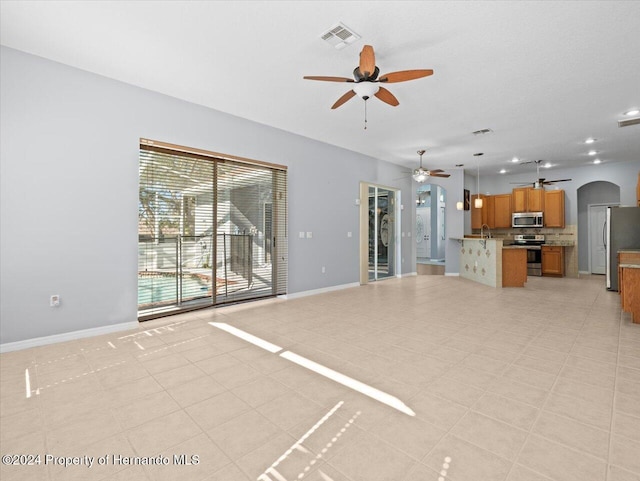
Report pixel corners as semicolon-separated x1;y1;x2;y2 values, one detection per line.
0;46;415;344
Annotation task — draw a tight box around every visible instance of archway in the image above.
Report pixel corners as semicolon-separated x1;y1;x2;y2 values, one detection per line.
416;184;446;274
576;181;620;274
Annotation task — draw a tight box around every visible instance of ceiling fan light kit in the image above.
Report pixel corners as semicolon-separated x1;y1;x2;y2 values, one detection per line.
353;82;380;100
412;150;451;183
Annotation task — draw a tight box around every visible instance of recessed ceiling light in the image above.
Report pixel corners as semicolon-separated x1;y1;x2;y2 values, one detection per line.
544;163;551;168
588;150;597;156
499;169;506;174
511;157;519;163
585;138;596;144
624;109;639;116
593;159;602;164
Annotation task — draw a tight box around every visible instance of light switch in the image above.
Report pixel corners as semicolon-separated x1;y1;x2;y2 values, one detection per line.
299;232;305;238
347;232;352;238
306;232;313;238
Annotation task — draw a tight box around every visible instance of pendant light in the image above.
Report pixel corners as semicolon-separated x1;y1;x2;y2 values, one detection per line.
474;153;483;208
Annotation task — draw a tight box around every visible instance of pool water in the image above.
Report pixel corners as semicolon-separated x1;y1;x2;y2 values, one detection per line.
138;274;211;306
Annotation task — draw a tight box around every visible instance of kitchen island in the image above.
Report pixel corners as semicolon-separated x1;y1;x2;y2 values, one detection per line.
453;237;528;288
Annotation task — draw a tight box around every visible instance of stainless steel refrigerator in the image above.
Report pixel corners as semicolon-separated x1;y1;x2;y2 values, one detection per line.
606;206;640;290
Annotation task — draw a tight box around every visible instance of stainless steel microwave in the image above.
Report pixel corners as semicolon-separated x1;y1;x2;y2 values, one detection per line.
512;212;543;228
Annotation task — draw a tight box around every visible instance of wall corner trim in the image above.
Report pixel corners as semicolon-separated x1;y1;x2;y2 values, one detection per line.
0;321;139;353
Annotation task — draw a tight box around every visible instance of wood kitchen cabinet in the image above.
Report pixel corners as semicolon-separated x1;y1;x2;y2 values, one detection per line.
471;194;487;229
544;189;565;228
486;195;495;228
493;194;512;228
512;188;528;213
542;245;564;276
528;188;544;212
513;187;544;213
472;193;511;229
502;248;527;287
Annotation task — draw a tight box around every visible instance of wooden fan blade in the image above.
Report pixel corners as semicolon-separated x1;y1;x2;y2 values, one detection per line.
303;76;355;82
378;69;434;83
331;90;356;109
374;87;399;106
429;173;450;178
359;45;376;78
428;169;444;173
545;179;572;183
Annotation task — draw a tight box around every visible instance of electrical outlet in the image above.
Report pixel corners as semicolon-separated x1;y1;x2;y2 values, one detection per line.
474;261;478;268
50;295;60;307
322;266;326;273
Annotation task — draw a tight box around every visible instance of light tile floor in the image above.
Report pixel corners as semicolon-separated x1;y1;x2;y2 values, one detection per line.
1;275;639;481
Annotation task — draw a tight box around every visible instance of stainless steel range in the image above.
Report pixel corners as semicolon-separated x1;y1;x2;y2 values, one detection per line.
513;234;545;277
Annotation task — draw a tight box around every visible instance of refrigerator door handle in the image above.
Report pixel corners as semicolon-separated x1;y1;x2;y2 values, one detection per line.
603;220;607;248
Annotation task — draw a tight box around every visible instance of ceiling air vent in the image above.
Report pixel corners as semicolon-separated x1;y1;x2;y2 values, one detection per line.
618;117;640;128
320;23;360;50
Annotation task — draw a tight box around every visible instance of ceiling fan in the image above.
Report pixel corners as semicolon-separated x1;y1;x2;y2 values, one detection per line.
303;44;434;111
512;160;572;189
413;150;450;183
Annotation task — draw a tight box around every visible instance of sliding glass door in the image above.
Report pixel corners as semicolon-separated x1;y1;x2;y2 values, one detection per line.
138;142;287;319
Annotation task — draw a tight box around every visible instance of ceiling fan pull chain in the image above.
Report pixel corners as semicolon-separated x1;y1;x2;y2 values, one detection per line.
364;99;368;130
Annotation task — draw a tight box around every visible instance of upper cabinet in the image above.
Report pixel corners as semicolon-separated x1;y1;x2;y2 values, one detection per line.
471;193;512;229
471;194;487;230
544;189;565;228
512;188;527;213
513;187;544;213
493;194;512;228
528;188;544;212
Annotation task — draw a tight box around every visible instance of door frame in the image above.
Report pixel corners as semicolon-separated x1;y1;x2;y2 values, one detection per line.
587;202;618;274
359;182;402;285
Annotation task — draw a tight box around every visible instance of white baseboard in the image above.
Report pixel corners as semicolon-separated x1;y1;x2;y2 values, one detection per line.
0;321;139;353
400;272;418;277
578;271;591;275
279;282;360;300
445;272;460;277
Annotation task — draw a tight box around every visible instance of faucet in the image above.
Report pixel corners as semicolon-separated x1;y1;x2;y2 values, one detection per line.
480;224;492;240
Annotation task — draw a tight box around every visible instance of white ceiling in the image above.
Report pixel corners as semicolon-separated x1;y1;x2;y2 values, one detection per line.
1;1;639;176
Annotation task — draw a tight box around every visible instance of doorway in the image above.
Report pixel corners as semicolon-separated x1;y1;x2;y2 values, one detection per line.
368;186;396;281
416;184;446;274
359;183;400;284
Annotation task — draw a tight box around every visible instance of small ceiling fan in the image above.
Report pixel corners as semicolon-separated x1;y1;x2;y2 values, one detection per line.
413;150;450;183
303;44;434;111
512;160;572;189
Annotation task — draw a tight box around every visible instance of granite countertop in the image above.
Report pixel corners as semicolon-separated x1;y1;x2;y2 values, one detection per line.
543;241;575;246
619;263;640;269
619;248;640;253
